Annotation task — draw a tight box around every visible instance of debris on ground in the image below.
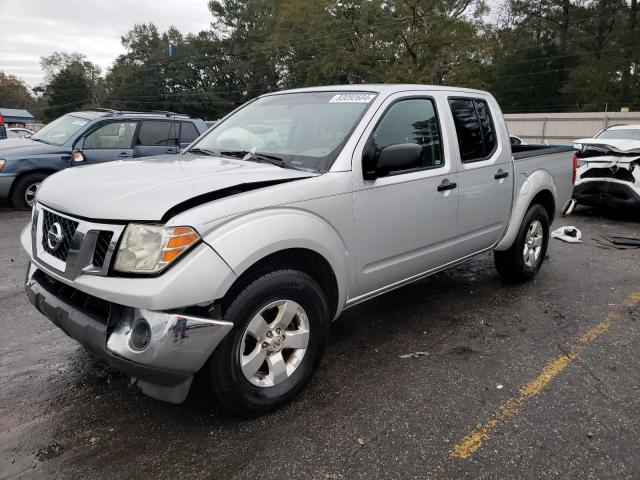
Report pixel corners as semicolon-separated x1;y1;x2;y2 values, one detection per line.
551;226;582;243
602;235;640;247
593;236;640;250
398;351;429;359
496;384;504;390
562;199;577;216
357;438;365;446
35;442;64;461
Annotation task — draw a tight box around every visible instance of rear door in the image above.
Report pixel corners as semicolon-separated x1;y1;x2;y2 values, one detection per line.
448;97;513;256
134;120;180;157
352;93;460;297
80;121;137;164
179;121;200;150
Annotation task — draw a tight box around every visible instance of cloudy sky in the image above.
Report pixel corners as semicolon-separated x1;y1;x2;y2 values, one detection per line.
0;0;212;87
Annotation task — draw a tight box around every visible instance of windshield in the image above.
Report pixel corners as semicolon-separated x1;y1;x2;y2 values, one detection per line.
188;91;377;172
597;128;640;141
31;114;89;146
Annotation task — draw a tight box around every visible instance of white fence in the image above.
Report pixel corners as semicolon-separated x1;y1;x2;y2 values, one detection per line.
504;112;640;145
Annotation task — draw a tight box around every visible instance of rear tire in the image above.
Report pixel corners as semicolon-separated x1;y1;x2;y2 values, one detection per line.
10;172;48;210
494;204;550;283
206;269;330;417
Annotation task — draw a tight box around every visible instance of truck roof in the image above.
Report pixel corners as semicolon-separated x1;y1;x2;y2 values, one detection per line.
267;84;492;97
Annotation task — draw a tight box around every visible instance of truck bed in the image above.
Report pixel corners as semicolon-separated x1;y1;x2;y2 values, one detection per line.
512;144;575;220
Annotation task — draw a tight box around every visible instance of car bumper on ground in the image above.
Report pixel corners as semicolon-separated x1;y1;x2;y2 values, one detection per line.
573;180;640;209
25;264;233;403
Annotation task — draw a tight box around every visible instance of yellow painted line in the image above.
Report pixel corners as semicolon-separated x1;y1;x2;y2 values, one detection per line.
447;290;640;461
624;290;640;307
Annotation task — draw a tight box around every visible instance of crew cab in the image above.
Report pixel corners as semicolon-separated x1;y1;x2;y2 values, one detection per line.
21;85;575;416
0;109;207;209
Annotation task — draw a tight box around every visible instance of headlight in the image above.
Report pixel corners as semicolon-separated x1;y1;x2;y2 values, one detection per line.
114;224;200;274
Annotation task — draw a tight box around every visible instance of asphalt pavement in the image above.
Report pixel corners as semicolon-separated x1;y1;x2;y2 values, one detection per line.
1;206;639;479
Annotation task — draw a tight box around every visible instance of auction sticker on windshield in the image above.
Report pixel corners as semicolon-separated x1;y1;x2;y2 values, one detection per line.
329;93;376;103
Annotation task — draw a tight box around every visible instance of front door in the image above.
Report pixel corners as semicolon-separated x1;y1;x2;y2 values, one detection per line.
80;121;137;164
353;95;460;297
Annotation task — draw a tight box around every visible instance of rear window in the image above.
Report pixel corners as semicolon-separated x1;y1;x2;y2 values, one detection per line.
597;128;640;140
449;98;497;162
180;122;199;143
137;121;178;146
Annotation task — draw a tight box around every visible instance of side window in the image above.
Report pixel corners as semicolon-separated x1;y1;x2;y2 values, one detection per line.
137;121;179;146
84;122;136;149
180;122;199;144
448;98;497;162
372;98;443;170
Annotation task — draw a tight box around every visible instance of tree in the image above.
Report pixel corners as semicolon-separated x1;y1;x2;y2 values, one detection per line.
0;72;35;110
38;52;103;120
42;61;91;121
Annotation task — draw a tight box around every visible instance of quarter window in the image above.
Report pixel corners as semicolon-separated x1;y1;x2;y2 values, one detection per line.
372;98;444;170
180;122;199;143
449;98;497;162
83;121;136;149
137;121;179;146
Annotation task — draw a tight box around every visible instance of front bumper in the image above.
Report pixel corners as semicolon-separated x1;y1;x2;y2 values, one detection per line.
573;180;640;209
26;265;233;403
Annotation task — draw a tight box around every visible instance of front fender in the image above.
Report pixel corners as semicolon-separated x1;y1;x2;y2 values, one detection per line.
203;207;351;317
494;169;557;251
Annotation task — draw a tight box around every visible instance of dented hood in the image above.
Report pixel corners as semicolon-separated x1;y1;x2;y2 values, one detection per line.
36;154;315;221
574;138;640;154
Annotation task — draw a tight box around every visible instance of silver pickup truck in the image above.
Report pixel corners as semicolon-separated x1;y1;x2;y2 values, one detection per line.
21;85;575;415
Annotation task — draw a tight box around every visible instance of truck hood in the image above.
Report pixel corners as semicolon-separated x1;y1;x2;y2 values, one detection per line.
0;137;67;158
36;154;316;221
574;138;640;154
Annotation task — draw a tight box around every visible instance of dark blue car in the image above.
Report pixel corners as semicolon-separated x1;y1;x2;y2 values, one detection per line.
0;109;207;209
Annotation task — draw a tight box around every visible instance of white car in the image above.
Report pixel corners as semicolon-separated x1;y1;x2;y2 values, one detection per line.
573;125;640;209
7;127;34;139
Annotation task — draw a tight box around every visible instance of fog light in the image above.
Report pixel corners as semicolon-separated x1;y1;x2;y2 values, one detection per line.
130;319;151;350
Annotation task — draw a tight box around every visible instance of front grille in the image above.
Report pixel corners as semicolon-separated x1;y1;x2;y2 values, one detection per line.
41;210;79;261
582;167;635;182
92;231;114;268
33;269;111;324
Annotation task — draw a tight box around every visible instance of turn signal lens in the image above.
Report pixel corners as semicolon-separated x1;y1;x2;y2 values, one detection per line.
166;232;200;249
0;159;5;172
114;224;200;274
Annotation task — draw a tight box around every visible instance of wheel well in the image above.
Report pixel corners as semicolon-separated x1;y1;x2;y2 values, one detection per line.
530;190;555;221
9;169;57;197
220;249;340;319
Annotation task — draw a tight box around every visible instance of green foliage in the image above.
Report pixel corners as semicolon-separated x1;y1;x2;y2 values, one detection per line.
30;0;640;119
0;72;35;110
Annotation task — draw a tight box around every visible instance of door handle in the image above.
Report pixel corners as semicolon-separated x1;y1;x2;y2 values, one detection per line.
437;179;457;192
117;152;131;158
494;169;509;180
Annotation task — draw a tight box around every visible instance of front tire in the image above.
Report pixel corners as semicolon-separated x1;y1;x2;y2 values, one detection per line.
494;204;550;283
206;269;330;416
10;172;48;210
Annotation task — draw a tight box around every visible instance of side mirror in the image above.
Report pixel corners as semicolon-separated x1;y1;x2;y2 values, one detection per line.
363;143;423;179
72;150;84;162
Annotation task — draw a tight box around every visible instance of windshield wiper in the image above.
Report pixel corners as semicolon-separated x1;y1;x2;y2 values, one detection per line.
186;147;217;156
220;150;289;169
30;137;52;145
